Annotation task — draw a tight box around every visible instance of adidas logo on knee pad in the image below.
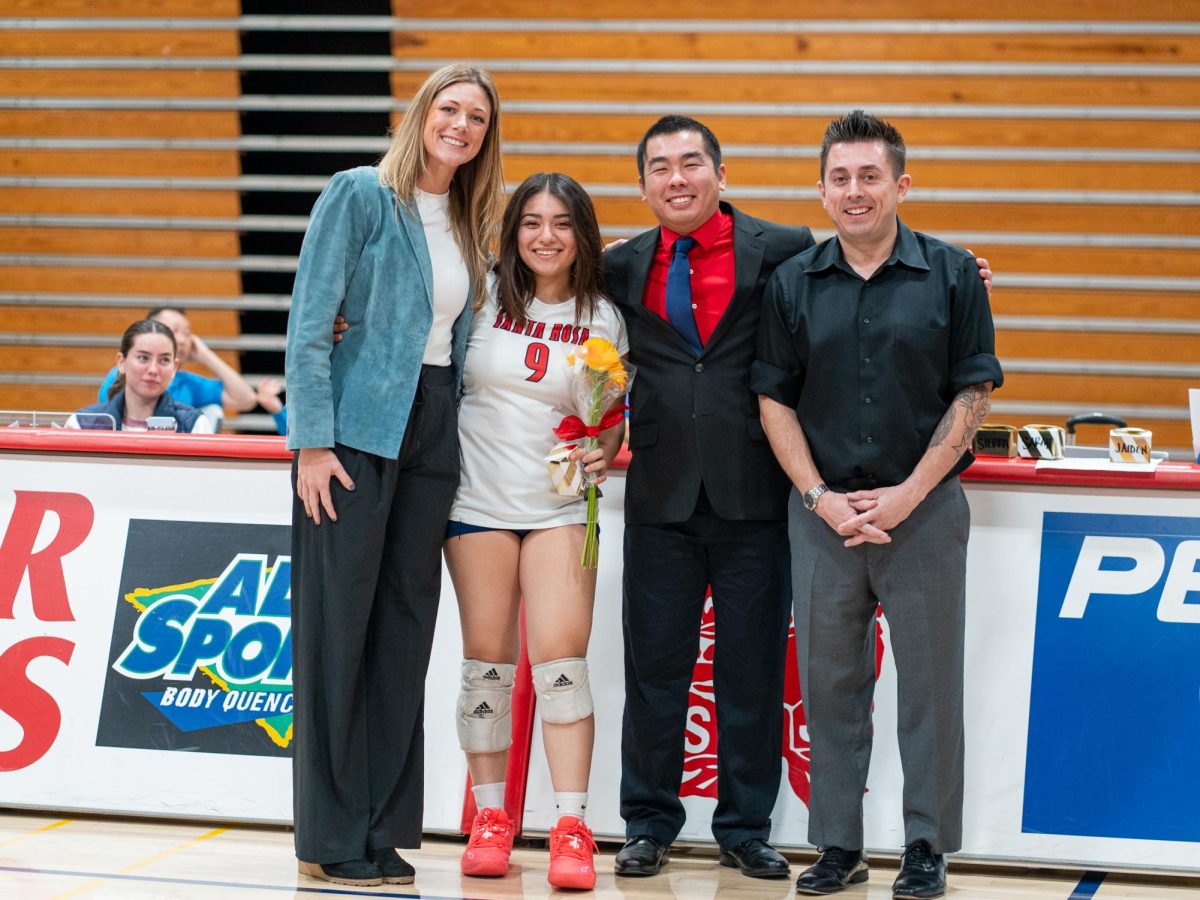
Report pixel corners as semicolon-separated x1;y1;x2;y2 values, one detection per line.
532;658;594;725
458;660;516;753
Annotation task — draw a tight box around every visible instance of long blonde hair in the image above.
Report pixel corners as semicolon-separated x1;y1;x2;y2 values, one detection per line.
379;63;504;305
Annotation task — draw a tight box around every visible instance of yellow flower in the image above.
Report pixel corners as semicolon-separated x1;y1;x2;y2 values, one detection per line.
577;337;627;389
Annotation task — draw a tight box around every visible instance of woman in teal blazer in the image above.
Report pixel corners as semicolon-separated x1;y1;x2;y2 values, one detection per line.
285;63;504;887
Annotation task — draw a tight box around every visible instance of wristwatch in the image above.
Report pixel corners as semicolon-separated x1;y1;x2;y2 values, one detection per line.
802;482;829;512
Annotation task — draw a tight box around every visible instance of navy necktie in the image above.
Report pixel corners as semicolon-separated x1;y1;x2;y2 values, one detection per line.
665;236;702;354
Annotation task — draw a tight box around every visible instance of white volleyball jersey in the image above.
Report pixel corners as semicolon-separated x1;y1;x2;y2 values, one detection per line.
450;291;629;529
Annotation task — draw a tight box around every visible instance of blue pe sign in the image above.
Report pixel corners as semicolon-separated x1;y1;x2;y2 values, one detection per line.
1023;511;1200;843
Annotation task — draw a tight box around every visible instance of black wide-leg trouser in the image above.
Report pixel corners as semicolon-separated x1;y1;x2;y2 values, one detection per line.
291;366;458;864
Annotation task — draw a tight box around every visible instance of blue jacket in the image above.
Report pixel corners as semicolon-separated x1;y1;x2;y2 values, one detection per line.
75;391;204;432
285;166;473;458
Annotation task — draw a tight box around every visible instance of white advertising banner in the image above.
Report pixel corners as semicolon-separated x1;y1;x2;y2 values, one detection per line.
0;448;468;831
2;444;1199;871
0;451;296;822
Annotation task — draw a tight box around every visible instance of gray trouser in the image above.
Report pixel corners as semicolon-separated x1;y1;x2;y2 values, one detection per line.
789;478;968;854
291;367;458;863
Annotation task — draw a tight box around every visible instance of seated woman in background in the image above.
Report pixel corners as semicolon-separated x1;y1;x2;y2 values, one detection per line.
71;319;213;433
97;307;257;430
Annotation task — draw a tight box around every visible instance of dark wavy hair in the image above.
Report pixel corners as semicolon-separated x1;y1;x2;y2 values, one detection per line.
108;319;176;400
495;172;605;327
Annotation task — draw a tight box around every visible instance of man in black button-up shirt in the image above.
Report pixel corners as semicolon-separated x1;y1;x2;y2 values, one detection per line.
752;111;1003;899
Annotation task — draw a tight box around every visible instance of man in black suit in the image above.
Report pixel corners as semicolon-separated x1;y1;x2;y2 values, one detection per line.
603;115;815;880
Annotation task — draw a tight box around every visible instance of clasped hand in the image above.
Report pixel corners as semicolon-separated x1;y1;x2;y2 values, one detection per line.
817;484;921;547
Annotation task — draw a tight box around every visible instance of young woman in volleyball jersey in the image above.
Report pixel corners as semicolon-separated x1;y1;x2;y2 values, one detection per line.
446;173;627;890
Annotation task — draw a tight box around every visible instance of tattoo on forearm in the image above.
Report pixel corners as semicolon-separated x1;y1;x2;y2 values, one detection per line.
929;383;991;453
929;407;955;447
953;384;991;453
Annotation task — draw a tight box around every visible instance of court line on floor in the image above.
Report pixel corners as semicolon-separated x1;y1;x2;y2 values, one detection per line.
0;865;476;898
52;827;228;898
1069;870;1108;899
0;818;74;848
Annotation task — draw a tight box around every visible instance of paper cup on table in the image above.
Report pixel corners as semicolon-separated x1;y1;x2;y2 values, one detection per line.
1190;389;1200;463
1108;427;1153;464
1017;424;1065;460
974;423;1017;457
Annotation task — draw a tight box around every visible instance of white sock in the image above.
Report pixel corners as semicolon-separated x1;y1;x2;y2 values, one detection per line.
554;792;588;821
472;781;506;811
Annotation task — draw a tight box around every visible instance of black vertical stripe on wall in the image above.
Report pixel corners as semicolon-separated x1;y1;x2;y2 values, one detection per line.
236;1;393;383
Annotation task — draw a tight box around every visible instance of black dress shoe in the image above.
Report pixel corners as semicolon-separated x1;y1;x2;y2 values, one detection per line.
371;847;416;885
892;840;946;899
614;835;669;876
718;837;790;879
297;858;383;886
795;846;868;895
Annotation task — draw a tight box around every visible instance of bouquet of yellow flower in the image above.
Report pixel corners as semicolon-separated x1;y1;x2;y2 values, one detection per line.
551;337;634;568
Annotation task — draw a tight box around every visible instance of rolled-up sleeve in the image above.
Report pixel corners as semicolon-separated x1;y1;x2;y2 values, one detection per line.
285;172;367;450
751;270;805;407
947;254;1004;395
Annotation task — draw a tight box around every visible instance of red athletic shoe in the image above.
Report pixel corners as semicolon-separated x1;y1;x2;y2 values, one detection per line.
461;807;514;877
548;816;598;890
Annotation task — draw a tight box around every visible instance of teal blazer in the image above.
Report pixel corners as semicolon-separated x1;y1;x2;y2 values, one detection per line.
285;166;473;457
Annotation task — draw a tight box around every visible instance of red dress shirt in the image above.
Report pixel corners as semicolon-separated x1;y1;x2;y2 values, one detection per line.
641;208;736;347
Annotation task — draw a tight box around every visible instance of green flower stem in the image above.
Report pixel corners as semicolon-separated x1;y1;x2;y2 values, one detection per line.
582;484;599;568
580;373;609;568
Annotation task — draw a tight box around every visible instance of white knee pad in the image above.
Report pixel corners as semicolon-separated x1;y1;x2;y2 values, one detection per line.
531;657;594;725
456;659;515;753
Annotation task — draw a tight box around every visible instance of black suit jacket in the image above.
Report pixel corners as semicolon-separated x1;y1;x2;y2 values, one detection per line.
604;203;815;525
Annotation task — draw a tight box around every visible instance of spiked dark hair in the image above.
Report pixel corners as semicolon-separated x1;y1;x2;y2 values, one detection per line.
819;109;906;180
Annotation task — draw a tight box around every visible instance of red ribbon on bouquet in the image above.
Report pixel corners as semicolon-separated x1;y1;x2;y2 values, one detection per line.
553;404;628;441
